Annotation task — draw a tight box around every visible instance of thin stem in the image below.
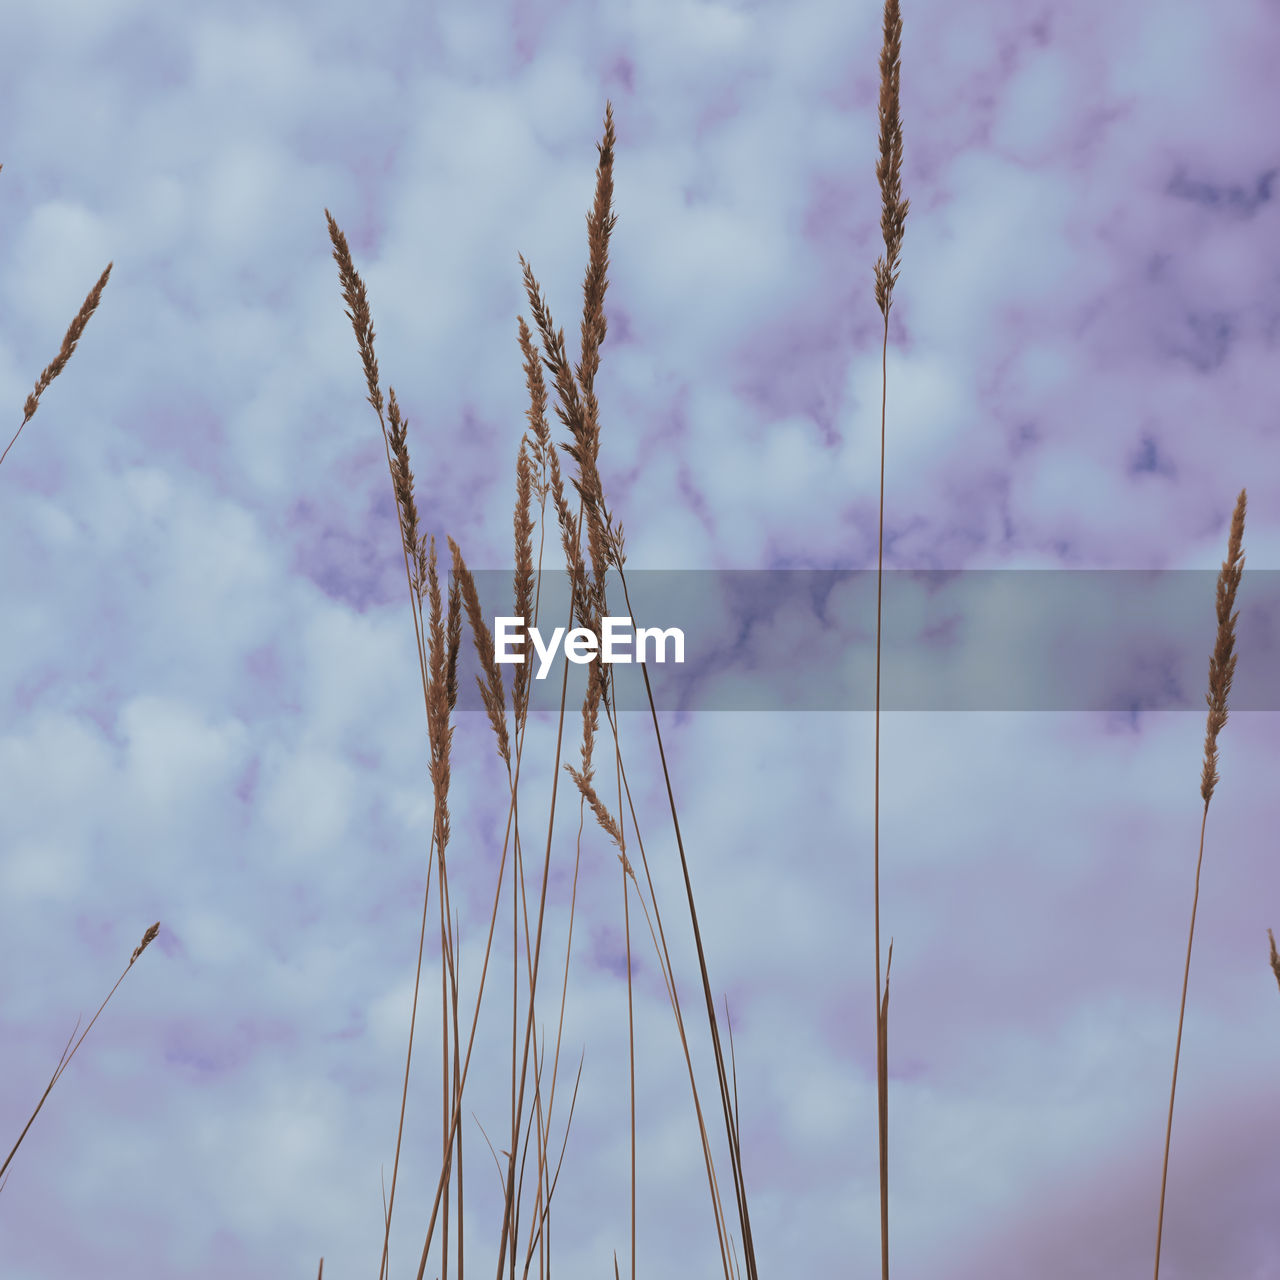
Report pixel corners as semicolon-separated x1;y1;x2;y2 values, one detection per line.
1152;806;1210;1278
874;306;889;1280
0;922;158;1188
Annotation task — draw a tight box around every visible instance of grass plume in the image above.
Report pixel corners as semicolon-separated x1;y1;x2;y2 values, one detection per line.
1;922;160;1194
326;100;763;1280
0;174;157;1203
1;161;112;472
6;27;1273;1272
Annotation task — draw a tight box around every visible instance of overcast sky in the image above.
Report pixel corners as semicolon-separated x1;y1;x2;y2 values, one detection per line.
2;0;1278;1277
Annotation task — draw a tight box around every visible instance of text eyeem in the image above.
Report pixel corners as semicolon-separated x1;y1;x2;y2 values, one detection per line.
494;616;686;680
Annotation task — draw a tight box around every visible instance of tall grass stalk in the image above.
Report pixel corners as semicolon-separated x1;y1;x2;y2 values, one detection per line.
871;2;909;1276
4;40;1274;1278
0;923;159;1195
327;101;759;1280
1152;488;1248;1280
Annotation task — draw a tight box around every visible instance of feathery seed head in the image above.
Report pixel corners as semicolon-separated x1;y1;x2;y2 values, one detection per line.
130;921;161;965
874;0;909;319
1199;488;1246;805
513;443;536;723
9;261;113;461
450;537;511;766
385;387;424;587
445;571;462;714
326;210;384;420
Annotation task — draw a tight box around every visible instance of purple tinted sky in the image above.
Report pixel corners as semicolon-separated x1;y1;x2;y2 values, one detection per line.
2;0;1278;1277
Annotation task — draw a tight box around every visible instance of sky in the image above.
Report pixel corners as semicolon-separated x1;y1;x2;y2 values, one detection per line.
1;0;1278;1277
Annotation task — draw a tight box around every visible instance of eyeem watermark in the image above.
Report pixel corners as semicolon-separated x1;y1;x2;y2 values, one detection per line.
494;616;686;680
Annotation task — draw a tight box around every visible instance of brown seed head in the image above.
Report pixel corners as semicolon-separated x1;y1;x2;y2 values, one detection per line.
517;315;553;501
873;0;909;319
325;210;384;420
424;539;454;848
1200;488;1246;805
19;261;113;429
518;104;624;593
130;921;161;965
565;761;626;857
513;442;536;724
450;538;511;766
578;101;617;413
445;570;462;715
385;388;426;590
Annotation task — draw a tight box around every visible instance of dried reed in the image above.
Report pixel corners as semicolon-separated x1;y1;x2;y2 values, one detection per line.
324;24;1268;1278
1;162;113;472
327;203;576;1280
0;173;162;1209
327;210;476;1280
1152;487;1247;1280
328;101;761;1280
516;106;760;1279
0;923;160;1194
871;2;908;1277
4;10;1270;1275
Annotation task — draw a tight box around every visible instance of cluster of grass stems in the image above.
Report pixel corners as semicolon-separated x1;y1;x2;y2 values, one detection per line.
3;7;1278;1276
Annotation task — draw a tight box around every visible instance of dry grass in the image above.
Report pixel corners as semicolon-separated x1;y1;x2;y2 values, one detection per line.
328;97;759;1280
0;163;159;1202
871;2;908;1276
0;923;160;1195
0;162;113;472
1153;488;1248;1280
4;9;1276;1275
865;10;1262;1278
324;9;1271;1277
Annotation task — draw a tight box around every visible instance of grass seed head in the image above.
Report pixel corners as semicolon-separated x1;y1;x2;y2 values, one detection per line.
1200;488;1247;805
874;0;909;318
